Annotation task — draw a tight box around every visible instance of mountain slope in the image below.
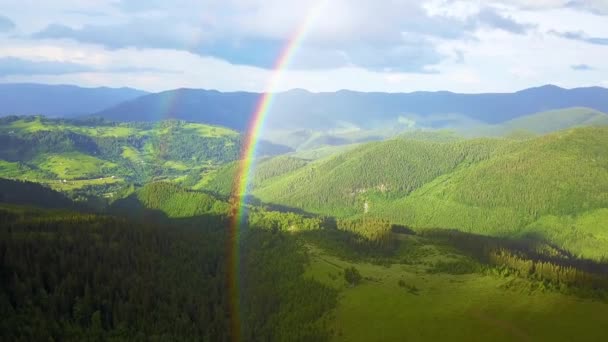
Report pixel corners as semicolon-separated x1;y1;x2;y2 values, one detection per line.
250;127;608;259
110;181;229;220
252;136;509;215
95;88;258;130
0;83;147;117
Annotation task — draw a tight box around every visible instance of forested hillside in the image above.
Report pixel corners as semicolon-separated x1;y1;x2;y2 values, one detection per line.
110;182;230;221
248;127;608;260
201;155;311;196
251;136;510;215
0;181;338;341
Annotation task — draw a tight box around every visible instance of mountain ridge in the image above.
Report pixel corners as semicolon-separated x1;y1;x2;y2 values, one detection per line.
0;83;148;117
94;84;608;131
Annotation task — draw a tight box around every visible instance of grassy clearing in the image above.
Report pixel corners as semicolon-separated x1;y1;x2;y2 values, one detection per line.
305;237;608;342
44;177;124;191
7;117;51;132
73;125;136;137
0;160;48;180
182;122;239;137
121;146;141;163
4;117;238;139
151;122;238;138
163;160;189;171
192;169;218;190
5;117;136;137
35;152;118;180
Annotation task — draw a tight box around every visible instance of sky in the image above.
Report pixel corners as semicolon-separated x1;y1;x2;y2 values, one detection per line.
0;0;607;93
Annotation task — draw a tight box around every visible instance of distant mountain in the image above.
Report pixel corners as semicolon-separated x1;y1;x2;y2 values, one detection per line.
95;88;258;130
459;107;608;137
0;83;147;117
95;85;608;131
496;107;608;134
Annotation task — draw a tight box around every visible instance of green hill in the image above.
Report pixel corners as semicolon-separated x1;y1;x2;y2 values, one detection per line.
253;136;510;215
250;127;608;260
110;182;230;220
200;155;311;196
0;116;243;196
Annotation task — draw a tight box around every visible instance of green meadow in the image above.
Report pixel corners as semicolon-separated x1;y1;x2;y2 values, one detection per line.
305;238;608;342
34;152;118;180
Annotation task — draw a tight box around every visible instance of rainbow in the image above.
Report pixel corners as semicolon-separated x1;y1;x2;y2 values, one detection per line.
226;1;327;340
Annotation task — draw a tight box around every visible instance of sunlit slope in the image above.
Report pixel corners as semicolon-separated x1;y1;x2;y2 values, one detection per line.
110;182;229;219
253;127;608;258
377;127;608;226
0;116;242;191
253;137;510;215
201;155;310;195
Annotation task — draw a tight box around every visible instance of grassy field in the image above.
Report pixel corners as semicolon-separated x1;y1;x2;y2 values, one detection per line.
163;160;189;171
121;146;141;163
34;152;118;180
305;237;608;341
43;177;124;191
0;160;48;180
182;122;239;137
4;117;137;137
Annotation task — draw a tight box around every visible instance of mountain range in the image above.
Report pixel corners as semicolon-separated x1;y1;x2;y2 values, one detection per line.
0;83;147;117
1;83;607;133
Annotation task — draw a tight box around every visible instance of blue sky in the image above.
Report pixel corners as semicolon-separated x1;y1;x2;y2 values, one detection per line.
0;0;606;92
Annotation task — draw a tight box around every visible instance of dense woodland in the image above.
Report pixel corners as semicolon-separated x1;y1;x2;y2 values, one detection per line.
3;168;608;339
0;180;338;341
203;155;310;198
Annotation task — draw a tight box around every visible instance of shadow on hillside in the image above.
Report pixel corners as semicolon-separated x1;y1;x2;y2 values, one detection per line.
242;194;324;217
421;228;608;275
108;195;229;229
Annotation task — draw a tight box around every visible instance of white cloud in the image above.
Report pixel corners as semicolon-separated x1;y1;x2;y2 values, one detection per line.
0;0;605;92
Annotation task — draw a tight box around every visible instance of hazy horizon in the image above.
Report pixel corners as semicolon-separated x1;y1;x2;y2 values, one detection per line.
0;81;606;95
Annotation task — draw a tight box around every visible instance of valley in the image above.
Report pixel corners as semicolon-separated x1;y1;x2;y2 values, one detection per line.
4;1;608;339
1;88;608;341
